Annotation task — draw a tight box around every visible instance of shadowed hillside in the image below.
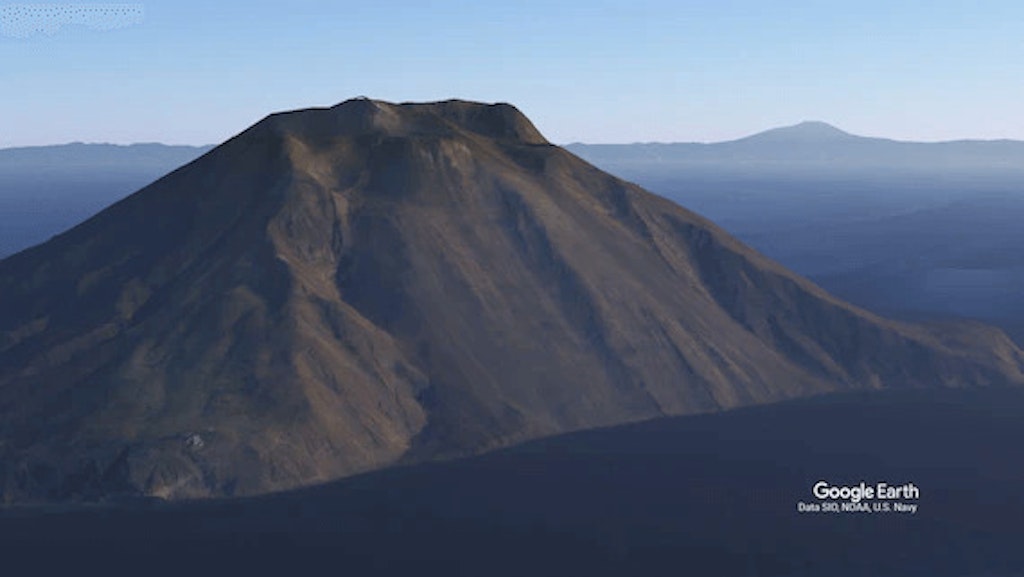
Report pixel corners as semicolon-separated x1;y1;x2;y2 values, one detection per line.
3;388;1024;576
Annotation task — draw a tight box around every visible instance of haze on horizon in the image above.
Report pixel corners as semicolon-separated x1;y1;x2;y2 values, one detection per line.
2;0;1022;148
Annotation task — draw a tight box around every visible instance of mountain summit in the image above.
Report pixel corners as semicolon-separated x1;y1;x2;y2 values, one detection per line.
739;120;856;143
2;99;1022;502
267;98;549;146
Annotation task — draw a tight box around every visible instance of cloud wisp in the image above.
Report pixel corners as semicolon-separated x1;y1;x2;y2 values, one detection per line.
0;3;144;38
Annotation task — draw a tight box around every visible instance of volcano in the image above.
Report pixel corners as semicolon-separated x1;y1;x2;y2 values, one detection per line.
1;99;1022;502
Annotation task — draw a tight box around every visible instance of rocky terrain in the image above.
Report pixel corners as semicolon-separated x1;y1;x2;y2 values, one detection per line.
1;99;1022;502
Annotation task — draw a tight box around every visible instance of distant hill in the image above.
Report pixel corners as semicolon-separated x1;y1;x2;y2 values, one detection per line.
1;100;1022;503
0;142;215;172
0;143;213;258
566;122;1024;173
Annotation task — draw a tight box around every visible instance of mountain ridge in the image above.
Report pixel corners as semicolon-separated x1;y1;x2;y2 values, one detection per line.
565;122;1024;171
569;120;1024;147
0;142;215;168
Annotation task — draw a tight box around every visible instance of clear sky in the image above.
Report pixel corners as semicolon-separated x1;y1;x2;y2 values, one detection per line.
2;0;1023;147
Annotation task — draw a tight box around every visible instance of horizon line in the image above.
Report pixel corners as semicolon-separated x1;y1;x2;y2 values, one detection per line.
3;121;1024;150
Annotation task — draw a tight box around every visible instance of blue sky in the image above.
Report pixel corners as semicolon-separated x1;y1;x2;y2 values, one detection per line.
2;0;1022;147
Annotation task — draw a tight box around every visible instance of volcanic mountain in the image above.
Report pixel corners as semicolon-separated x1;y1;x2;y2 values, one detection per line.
1;99;1023;502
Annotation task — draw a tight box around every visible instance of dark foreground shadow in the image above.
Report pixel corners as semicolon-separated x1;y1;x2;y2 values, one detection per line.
3;387;1024;577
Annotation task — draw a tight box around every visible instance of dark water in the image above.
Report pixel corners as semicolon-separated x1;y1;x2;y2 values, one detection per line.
3;387;1024;576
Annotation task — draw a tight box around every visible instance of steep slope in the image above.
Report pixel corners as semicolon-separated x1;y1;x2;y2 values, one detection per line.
0;143;214;258
1;99;1022;502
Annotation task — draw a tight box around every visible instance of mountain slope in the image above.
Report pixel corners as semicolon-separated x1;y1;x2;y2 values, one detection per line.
0;143;214;258
1;99;1022;502
566;124;1024;347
